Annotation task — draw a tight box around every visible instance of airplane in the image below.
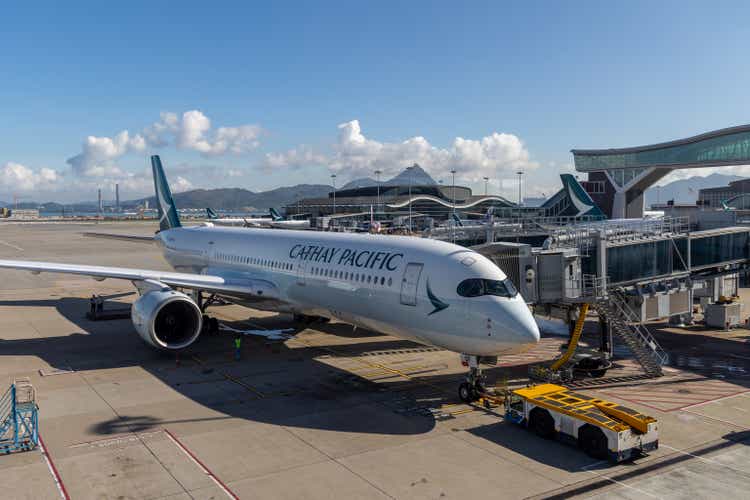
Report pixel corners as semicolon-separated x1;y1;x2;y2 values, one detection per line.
265;208;311;230
205;207;273;227
207;207;311;230
0;156;539;402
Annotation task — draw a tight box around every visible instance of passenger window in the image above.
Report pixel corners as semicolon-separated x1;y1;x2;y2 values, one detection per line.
388;277;392;286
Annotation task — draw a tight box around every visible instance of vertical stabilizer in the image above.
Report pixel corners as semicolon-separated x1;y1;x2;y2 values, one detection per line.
269;207;283;221
560;174;605;218
206;207;219;219
151;156;181;231
451;213;464;227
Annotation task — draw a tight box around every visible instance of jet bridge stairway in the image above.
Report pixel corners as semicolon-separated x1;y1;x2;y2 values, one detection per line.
593;293;668;377
0;378;39;454
531;292;668;383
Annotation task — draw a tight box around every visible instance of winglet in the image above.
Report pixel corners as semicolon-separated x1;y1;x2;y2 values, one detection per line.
560;174;606;219
151;156;181;231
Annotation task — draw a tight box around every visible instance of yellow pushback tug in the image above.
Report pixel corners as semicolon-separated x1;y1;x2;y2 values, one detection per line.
504;384;658;462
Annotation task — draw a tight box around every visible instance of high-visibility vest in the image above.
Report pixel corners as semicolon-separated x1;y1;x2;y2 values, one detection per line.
234;338;242;349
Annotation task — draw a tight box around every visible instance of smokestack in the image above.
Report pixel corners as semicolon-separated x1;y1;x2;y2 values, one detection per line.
115;184;120;211
98;189;102;213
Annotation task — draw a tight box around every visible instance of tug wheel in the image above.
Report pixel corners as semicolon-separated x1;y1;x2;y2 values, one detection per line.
578;425;608;459
529;407;556;439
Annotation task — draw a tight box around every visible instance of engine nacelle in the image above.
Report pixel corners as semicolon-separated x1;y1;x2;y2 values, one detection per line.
131;289;202;350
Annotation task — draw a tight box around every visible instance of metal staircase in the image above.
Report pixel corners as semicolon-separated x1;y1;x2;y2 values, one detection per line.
593;293;668;377
0;378;39;454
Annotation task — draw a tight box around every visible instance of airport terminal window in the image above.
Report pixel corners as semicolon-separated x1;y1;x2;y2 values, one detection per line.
457;278;518;298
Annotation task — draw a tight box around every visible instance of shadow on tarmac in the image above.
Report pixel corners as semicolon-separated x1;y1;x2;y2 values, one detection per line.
0;296;450;438
2;295;749;471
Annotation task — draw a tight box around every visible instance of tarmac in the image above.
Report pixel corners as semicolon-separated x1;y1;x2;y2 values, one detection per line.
0;221;748;499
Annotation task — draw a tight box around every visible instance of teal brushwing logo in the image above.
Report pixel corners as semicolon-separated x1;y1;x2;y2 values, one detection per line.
426;280;449;315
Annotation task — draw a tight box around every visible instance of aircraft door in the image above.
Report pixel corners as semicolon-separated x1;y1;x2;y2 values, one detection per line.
296;259;307;286
400;262;423;306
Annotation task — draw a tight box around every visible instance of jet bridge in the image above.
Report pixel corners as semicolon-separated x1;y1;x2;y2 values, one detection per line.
475;218;750;380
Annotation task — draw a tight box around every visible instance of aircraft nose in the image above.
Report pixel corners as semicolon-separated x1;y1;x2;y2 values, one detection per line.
507;298;540;345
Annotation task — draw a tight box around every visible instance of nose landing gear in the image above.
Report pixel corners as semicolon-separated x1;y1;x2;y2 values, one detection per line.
458;354;490;403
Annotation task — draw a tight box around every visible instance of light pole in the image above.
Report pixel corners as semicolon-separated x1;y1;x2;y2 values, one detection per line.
516;171;524;207
331;173;337;216
483;176;489;196
408;165;415;233
450;169;457;242
374;169;382;213
451;170;457;217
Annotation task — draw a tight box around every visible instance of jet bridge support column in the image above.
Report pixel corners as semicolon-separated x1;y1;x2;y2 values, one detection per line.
595;230;607;283
599;316;613;357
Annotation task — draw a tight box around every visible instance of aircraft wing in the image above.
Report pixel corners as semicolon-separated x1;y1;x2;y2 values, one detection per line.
0;259;281;300
83;232;156;243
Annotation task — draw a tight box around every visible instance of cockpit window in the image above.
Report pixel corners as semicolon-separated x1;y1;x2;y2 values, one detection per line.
457;279;484;297
457;278;518;298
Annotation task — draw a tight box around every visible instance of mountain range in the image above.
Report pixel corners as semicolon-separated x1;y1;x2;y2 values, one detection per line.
341;164;436;190
7;168;740;213
644;173;741;206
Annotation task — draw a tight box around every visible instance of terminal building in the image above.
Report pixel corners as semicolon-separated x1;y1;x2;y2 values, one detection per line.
285;183;516;219
698;178;750;208
572;124;750;219
287;174;607;226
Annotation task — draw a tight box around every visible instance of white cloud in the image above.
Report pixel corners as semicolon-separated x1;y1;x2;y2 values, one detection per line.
268;120;539;184
66;131;146;176
0;162;60;192
170;176;193;193
173;111;262;155
262;146;328;171
66;110;263;177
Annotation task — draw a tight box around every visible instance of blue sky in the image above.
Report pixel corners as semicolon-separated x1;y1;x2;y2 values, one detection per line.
1;1;749;202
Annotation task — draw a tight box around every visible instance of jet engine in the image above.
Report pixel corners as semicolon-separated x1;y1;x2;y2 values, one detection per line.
131;289;202;350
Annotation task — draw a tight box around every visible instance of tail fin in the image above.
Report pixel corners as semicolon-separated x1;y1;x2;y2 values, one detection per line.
151;155;181;231
451;213;464;227
560;174;606;219
206;207;219;219
269;207;283;221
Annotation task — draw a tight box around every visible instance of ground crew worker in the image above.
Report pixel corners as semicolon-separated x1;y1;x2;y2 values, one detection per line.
234;336;242;360
89;295;96;318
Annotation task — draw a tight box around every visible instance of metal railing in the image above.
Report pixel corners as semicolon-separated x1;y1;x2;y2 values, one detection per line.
606;292;669;367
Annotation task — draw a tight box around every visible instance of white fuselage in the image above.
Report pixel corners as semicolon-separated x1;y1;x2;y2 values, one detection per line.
156;226;539;356
209;218;310;230
209;217;273;227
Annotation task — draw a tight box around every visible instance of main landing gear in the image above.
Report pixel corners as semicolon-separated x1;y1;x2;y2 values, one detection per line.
191;291;220;335
458;354;489;403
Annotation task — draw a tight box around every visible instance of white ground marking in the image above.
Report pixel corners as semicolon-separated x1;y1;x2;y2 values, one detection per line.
681;408;747;429
163;429;239;500
680;390;750;410
581;460;662;499
661;444;748;475
39;435;69;500
0;239;24;251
